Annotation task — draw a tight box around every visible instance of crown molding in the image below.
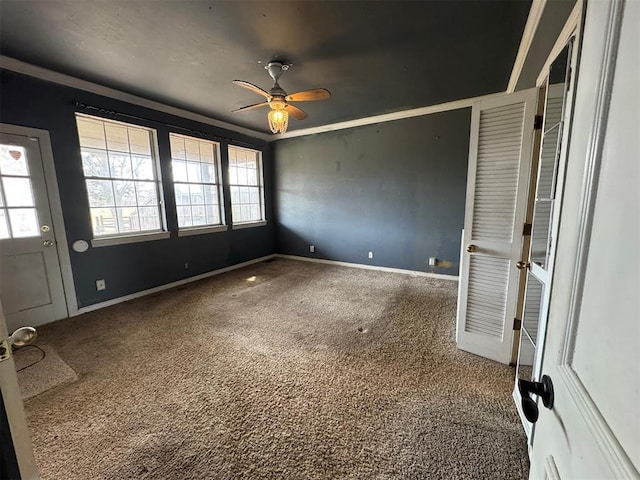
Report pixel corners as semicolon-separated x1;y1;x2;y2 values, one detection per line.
273;90;507;140
507;0;548;93
0;56;272;142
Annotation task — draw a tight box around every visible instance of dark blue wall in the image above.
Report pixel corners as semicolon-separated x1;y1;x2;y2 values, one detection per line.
273;110;470;276
0;70;275;308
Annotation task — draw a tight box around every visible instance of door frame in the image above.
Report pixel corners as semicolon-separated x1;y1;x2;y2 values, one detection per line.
0;123;78;317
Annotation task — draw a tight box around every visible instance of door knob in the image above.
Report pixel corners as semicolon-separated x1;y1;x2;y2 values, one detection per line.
466;244;478;253
518;375;554;423
43;240;54;247
516;261;530;270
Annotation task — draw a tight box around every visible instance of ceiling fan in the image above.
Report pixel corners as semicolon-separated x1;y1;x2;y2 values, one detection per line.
232;61;331;134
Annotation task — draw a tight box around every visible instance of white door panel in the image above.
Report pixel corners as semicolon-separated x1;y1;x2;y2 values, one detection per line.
0;132;68;330
457;88;537;364
529;0;639;477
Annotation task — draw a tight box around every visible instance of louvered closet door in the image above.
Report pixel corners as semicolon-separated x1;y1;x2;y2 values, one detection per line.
456;89;537;364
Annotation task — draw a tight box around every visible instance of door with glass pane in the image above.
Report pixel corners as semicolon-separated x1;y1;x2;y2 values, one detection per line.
514;41;573;439
0;132;67;330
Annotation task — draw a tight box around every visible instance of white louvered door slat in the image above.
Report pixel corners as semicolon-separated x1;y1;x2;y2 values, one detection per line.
456;89;537;364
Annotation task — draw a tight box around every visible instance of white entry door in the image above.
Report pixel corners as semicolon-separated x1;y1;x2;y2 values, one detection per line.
0;131;68;331
529;0;639;477
456;88;537;364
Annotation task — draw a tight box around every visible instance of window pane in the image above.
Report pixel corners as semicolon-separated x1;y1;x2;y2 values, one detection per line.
128;128;151;155
86;179;115;207
237;167;247;185
109;152;133;179
236;150;246;168
203;185;218;205
116;207;141;232
90;208;117;235
105;124;130;152
172;160;188;182
174;183;190;205
247;168;257;186
250;204;260;221
0;209;9;238
246;155;257;170
0;184;4;207
185;139;200;161
113;181;137;206
240;187;250;204
200;143;214;163
138;206;160;231
0;146;29;176
230;186;240;204
189;184;204;205
186;161;201;183
192;205;206;226
82;149;110;177
205;204;219;225
3;177;35;207
132;155;154;180
232;204;241;222
76;117;106;149
177;205;192;227
241;204;251;222
135;181;158;206
201;163;216;183
229;165;238;184
170;135;186;160
249;187;259;204
8;208;39;237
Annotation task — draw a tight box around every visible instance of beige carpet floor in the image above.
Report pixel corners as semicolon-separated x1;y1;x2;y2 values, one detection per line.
22;258;529;479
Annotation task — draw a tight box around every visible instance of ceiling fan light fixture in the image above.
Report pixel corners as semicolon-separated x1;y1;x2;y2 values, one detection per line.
268;107;288;134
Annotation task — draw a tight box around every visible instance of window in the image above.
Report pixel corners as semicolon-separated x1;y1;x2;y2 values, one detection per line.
75;114;165;240
0;145;39;239
169;133;224;232
228;145;265;225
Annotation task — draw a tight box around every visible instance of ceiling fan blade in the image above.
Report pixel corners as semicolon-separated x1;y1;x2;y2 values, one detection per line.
285;104;308;120
285;88;331;102
232;102;270;113
232;80;272;99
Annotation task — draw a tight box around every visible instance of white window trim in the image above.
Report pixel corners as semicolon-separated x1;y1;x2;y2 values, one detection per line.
170;133;226;232
231;220;267;230
76;113;169;240
177;224;228;237
91;230;170;247
228;145;266;225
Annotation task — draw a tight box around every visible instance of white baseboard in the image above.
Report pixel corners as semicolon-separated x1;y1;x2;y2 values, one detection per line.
275;254;459;281
74;254;276;315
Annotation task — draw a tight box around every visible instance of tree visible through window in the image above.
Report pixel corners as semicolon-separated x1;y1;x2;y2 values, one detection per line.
169;133;223;229
75;114;164;237
228;145;264;224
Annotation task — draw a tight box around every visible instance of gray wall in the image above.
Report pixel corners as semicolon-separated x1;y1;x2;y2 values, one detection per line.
273;109;471;276
0;70;275;308
516;0;577;91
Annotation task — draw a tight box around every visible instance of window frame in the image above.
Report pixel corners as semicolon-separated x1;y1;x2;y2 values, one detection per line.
168;132;227;236
74;113;169;248
228;145;266;229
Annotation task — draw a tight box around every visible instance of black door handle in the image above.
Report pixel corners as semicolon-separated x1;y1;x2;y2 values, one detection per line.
518;374;554;423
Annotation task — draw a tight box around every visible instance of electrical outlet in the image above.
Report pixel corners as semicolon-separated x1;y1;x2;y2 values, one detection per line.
429;257;438;266
185;263;189;269
368;251;374;259
96;279;106;291
310;245;315;253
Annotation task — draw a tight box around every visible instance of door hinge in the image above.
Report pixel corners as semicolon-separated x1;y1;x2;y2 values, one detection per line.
534;115;544;130
523;223;533;236
513;318;522;330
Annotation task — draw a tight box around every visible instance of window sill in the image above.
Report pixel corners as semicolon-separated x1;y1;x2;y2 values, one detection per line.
91;231;171;248
232;221;267;230
177;225;228;237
